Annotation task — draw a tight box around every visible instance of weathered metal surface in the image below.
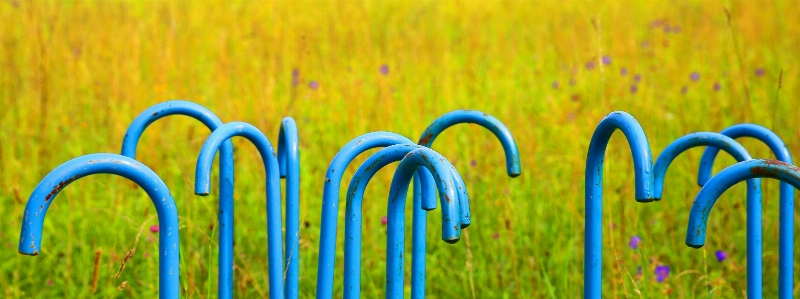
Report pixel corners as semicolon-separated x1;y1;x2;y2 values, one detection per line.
414;109;521;298
342;144;461;299
418;109;522;177
385;147;462;299
18;154;181;298
653;132;762;298
697;124;794;298
315;132;436;299
584;111;655;299
277;117;301;299
194;122;284;299
686;159;800;298
121;100;236;299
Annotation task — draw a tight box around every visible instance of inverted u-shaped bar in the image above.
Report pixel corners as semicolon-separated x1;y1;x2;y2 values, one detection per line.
386;147;463;299
343;144;462;298
414;109;521;298
194;122;284;299
18;154;181;298
277;117;301;299
697;124;794;297
584;111;655;299
315;132;438;299
653;132;762;297
687;159;800;299
120;100;236;298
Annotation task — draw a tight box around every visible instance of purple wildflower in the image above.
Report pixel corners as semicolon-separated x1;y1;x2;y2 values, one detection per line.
655;265;670;282
620;67;628;76
291;68;299;87
690;72;700;82
380;64;389;75
715;250;728;262
755;68;765;77
552;80;559;89
630;85;638;94
637;266;643;276
586;60;596;70
714;82;721;91
150;225;159;233
470;160;477;167
492;233;499;239
634;73;641;82
629;236;642;249
602;55;612;65
381;216;388;226
649;19;664;28
309;81;319;90
681;86;688;95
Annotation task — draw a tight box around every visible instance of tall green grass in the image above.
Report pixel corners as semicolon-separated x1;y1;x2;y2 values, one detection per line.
0;0;797;297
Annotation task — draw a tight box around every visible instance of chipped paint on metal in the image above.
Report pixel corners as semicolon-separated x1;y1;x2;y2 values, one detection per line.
696;123;794;298
18;153;181;298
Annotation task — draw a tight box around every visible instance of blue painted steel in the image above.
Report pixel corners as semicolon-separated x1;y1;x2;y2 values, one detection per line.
194;122;284;299
18;154;181;298
315;132;437;299
584;111;655;299
417;109;522;213
697;124;794;297
277;117;301;299
687;159;800;299
385;147;463;299
342;144;462;299
120;100;236;299
653;132;762;297
415;109;521;298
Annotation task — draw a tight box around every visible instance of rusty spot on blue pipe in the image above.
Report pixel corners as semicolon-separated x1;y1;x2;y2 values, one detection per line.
418;134;433;145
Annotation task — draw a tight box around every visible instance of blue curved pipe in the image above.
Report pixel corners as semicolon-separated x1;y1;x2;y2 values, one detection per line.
386;147;463;299
687;159;800;299
697;123;793;297
342;144;462;298
584;111;655;299
277;117;301;299
120;100;236;298
18;154;181;298
414;109;521;298
194;122;284;299
654;132;761;297
315;132;437;299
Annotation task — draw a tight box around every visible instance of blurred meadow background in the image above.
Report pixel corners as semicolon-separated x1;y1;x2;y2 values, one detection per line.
1;0;799;297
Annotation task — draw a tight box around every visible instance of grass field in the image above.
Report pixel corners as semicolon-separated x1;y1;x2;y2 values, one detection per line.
1;0;799;297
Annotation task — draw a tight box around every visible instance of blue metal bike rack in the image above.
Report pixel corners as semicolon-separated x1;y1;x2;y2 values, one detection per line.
413;110;521;298
18;154;181;298
653;132;762;297
584;111;655;299
697;124;793;298
686;159;800;299
315;132;439;299
122;101;300;299
121;100;236;298
342;144;465;298
194;122;285;299
384;147;464;299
